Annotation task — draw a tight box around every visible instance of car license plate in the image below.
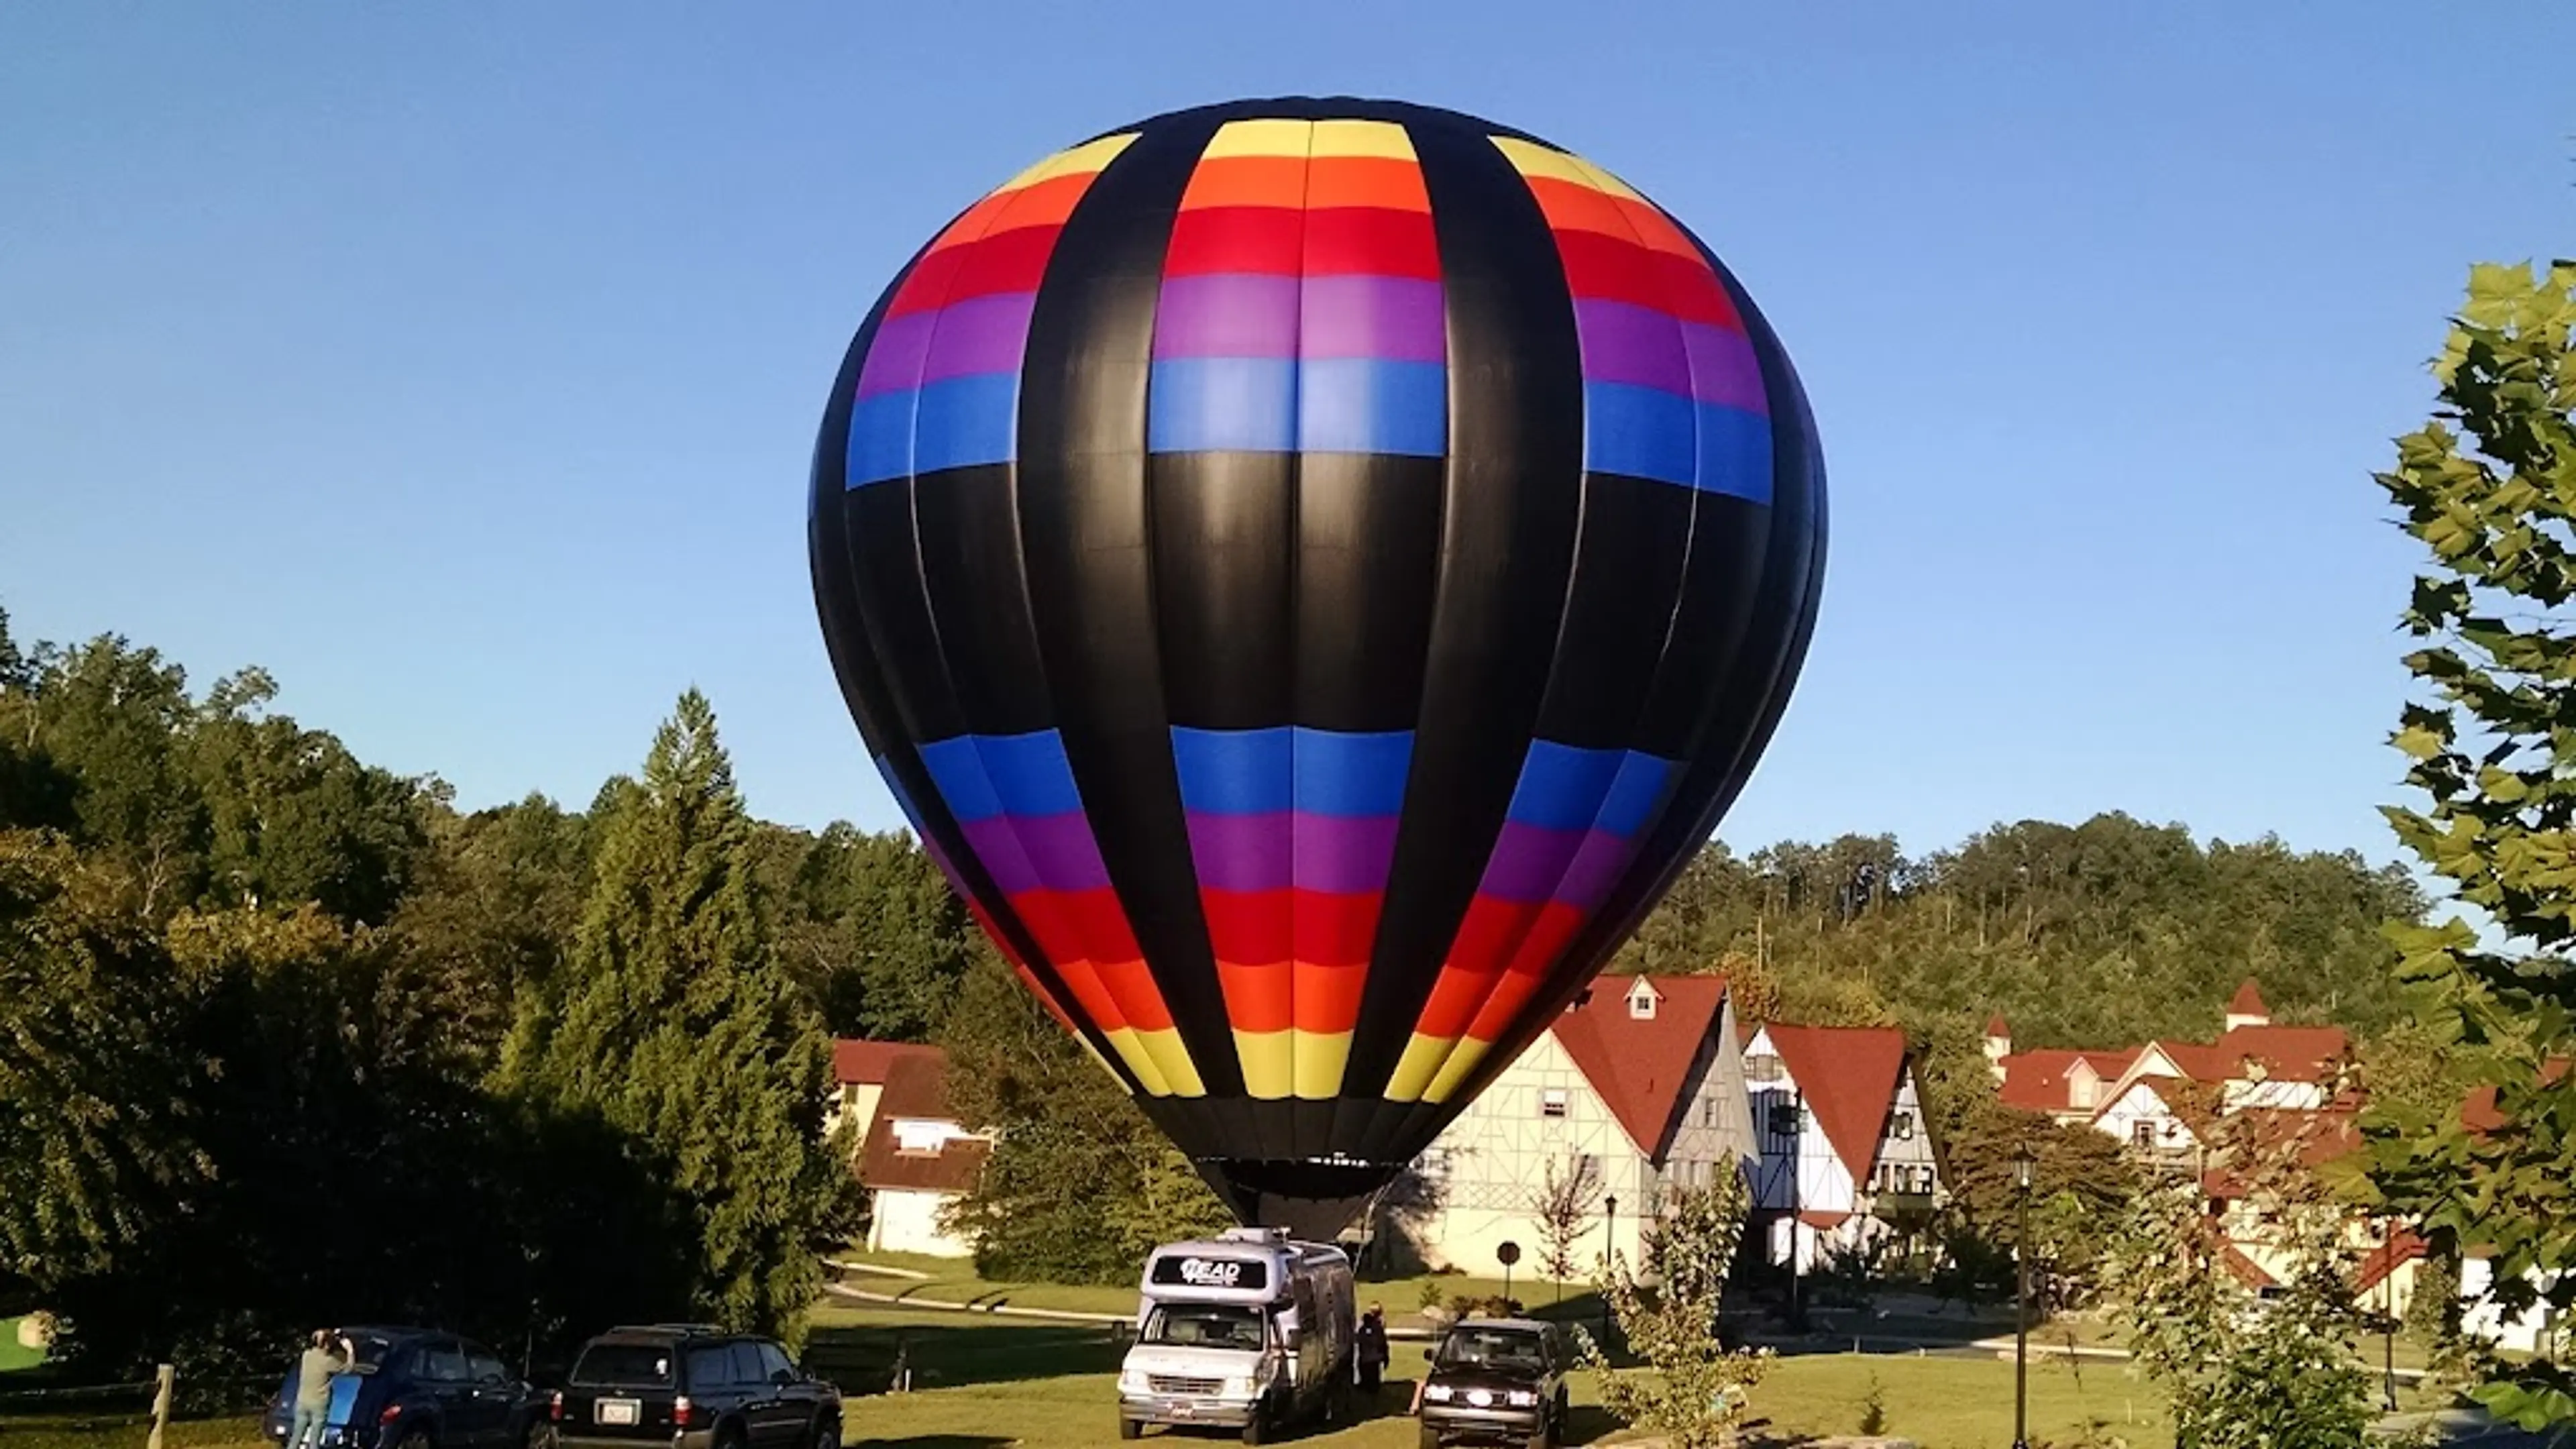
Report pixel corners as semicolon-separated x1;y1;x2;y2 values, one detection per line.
596;1400;640;1426
1171;1402;1193;1418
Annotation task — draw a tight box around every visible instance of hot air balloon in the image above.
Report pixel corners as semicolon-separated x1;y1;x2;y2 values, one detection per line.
809;97;1824;1238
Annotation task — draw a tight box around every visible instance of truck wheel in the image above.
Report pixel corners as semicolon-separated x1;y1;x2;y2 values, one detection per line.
1418;1425;1440;1449
1240;1409;1264;1445
1525;1419;1554;1449
1116;1416;1141;1441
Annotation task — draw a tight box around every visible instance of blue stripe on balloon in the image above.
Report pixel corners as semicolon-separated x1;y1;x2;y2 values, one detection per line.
1148;358;1297;453
918;731;1084;822
1297;359;1446;457
845;373;1020;486
1582;381;1695;487
1691;402;1773;502
1167;727;1414;818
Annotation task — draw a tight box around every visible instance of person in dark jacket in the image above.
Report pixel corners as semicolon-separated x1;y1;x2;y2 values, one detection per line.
1355;1303;1390;1393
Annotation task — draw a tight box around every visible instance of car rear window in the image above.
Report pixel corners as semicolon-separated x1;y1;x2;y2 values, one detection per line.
571;1344;676;1387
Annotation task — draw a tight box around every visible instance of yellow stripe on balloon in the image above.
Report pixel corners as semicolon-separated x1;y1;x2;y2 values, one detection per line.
1135;1028;1206;1098
1308;119;1416;160
1291;1030;1353;1102
1200;119;1315;159
1385;1032;1455;1103
998;133;1139;192
1421;1038;1494;1104
1100;1027;1173;1096
1234;1029;1293;1100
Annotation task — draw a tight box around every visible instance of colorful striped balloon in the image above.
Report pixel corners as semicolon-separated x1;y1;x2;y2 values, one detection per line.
810;97;1826;1236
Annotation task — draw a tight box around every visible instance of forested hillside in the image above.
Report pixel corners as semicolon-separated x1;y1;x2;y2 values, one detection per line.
0;604;2424;1353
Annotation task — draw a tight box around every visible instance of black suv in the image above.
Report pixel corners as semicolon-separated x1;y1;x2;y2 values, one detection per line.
1416;1319;1572;1449
552;1326;841;1449
261;1327;549;1449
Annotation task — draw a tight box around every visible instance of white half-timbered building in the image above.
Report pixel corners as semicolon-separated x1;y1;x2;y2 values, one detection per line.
1405;975;1757;1277
1742;1022;1944;1271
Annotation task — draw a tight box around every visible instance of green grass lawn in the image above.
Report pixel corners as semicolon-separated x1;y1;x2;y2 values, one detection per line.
806;1299;2187;1448
833;1252;1608;1332
0;1320;48;1374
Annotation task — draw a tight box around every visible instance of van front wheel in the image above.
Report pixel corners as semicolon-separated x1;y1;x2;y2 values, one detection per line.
1240;1409;1264;1445
1116;1417;1140;1442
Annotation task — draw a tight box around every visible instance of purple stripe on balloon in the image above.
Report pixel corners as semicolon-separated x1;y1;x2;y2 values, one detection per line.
1681;319;1768;413
920;292;1038;385
959;812;1110;896
1575;299;1690;396
1555;829;1644;912
856;310;934;399
1004;811;1112;892
1187;810;1290;893
1154;274;1300;359
1184;811;1403;894
1294;813;1400;894
1301;275;1446;363
958;817;1042;897
1477;821;1591;903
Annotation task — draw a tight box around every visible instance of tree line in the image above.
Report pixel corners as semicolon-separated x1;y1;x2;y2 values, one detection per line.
0;604;2438;1359
0;620;968;1379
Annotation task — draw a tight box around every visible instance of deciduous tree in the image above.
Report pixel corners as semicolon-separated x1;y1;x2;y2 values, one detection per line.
2367;260;2576;1431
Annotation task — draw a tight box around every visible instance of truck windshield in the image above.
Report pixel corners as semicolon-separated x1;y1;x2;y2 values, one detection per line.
1143;1304;1265;1352
1436;1328;1546;1372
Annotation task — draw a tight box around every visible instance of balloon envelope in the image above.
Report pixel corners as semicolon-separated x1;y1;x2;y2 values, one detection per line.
810;97;1825;1236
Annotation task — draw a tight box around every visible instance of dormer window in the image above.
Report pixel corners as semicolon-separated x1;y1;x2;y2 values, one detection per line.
1540;1088;1569;1119
1627;981;1659;1020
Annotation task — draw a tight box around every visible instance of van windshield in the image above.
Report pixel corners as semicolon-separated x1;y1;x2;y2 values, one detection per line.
1143;1304;1265;1352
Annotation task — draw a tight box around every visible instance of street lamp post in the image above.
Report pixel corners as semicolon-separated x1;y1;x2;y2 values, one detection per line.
1601;1195;1619;1346
2014;1147;2035;1449
2380;1218;2400;1412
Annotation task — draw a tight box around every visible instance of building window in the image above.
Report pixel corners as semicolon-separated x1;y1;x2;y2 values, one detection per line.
2069;1077;2097;1110
1627;983;1657;1020
1747;1053;1784;1083
1766;1102;1801;1140
1540;1088;1569;1118
1701;1096;1720;1127
1889;1111;1915;1141
2133;1120;2157;1149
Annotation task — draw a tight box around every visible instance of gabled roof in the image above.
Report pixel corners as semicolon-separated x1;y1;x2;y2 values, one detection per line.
1985;1014;2011;1038
857;1053;990;1193
833;1038;943;1087
1551;974;1731;1160
1762;1023;1909;1177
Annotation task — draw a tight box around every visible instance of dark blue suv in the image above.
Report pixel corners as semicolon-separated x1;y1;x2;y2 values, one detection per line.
262;1326;549;1449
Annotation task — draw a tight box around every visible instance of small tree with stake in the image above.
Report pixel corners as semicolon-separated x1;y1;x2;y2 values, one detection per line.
1578;1173;1771;1449
1534;1154;1605;1303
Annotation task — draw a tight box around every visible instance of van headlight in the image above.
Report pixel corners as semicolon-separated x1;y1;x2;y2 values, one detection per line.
1222;1376;1256;1399
1506;1389;1539;1407
1423;1385;1453;1402
1117;1368;1146;1394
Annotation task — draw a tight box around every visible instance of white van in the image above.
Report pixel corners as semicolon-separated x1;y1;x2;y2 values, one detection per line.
1115;1227;1356;1444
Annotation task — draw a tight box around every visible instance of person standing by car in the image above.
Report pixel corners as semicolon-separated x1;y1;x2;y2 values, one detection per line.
287;1330;350;1449
1355;1303;1389;1393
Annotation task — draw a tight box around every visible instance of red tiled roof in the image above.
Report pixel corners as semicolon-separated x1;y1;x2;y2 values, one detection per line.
2461;1057;2574;1135
1985;1014;2011;1038
833;1038;943;1087
2217;1242;2277;1289
2357;1227;2426;1295
2229;979;2269;1018
2213;1024;2349;1084
857;1053;989;1193
1762;1022;1909;1177
1998;1048;2137;1114
1552;975;1731;1159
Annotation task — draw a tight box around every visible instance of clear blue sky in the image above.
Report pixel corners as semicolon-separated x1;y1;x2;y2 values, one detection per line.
4;2;2569;864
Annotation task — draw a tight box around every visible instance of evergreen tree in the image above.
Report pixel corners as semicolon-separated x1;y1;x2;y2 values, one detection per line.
503;690;855;1344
